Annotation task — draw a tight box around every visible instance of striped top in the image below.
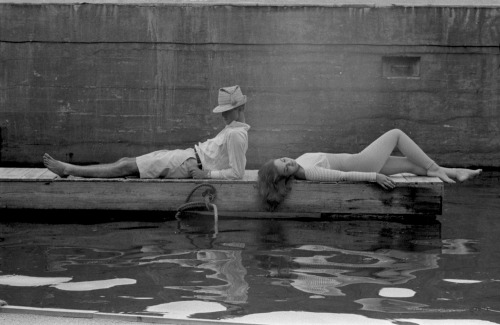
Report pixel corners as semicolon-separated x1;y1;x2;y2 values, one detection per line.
296;153;377;182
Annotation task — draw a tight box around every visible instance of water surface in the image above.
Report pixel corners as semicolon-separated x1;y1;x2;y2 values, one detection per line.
0;175;499;324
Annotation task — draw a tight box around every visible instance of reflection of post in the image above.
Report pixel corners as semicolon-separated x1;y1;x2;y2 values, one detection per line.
175;211;219;239
164;250;248;304
209;204;218;238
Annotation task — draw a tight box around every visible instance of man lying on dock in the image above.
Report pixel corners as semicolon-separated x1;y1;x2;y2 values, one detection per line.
43;85;250;180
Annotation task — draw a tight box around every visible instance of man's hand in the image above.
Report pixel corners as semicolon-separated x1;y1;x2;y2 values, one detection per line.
376;173;396;190
191;168;210;179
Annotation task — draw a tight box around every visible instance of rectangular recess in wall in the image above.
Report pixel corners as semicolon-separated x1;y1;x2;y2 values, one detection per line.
382;56;420;78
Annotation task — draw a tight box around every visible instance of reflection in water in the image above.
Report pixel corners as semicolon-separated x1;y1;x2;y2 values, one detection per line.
46;247;126;272
52;278;136;291
226;310;395;325
2;186;500;325
441;239;479;255
46;246;248;304
0;219;443;315
257;245;438;296
118;296;154;300
265;218;444;253
355;298;467;313
443;279;482;284
0;275;136;291
378;287;416;298
160;250;248;304
146;300;226;318
0;275;72;287
226;310;498;325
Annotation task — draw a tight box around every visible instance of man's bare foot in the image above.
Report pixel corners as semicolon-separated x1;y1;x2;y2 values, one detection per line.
43;153;70;177
455;168;482;182
427;166;456;183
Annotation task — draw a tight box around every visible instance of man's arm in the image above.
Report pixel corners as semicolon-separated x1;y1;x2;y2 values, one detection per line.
210;131;247;180
191;168;209;179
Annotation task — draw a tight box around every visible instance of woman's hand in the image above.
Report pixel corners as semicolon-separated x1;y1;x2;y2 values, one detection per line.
376;173;396;190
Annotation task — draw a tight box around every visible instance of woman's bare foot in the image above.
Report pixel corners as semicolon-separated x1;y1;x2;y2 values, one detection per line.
43;153;70;177
427;166;456;183
455;168;482;182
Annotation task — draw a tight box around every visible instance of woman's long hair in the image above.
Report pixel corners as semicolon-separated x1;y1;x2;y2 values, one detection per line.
257;159;294;211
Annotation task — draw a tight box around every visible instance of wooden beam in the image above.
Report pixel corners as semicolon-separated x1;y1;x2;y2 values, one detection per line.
0;168;442;215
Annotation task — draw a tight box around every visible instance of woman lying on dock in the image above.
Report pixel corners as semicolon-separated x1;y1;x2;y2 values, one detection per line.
257;128;482;211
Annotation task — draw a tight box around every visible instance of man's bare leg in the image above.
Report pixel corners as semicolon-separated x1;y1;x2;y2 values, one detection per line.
43;153;139;178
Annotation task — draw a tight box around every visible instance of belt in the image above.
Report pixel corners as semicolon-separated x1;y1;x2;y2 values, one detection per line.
194;147;203;168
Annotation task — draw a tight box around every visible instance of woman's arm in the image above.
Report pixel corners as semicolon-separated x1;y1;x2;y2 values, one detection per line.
305;166;395;190
304;166;376;182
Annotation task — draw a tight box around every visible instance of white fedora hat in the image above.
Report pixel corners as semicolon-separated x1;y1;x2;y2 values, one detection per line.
213;85;247;113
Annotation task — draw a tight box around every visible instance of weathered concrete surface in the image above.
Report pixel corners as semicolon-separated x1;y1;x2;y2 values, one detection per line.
0;1;499;168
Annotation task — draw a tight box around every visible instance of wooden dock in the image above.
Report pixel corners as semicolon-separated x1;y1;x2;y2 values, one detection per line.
0;168;443;216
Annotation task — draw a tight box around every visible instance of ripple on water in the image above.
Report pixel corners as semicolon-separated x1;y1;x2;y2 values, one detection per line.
1;181;499;324
378;287;416;298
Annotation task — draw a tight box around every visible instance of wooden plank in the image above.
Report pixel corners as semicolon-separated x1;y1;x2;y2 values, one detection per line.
0;168;58;180
36;169;59;180
0;168;32;179
0;168;443;215
20;168;54;179
186;211;322;219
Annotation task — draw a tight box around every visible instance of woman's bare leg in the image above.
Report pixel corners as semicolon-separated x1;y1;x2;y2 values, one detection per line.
43;153;139;178
379;156;427;176
380;156;481;182
347;129;481;183
430;166;482;182
353;129;434;170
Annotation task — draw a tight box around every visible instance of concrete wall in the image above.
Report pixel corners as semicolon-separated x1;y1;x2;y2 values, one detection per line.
1;1;499;168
